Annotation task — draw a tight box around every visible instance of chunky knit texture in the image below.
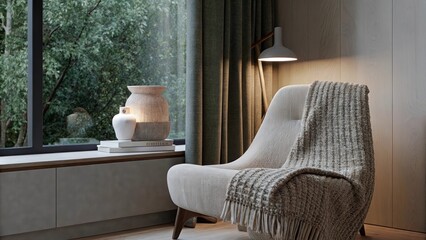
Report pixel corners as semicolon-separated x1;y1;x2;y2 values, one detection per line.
221;81;375;240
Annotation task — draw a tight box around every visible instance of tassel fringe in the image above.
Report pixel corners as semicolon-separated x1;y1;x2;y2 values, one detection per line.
221;200;323;240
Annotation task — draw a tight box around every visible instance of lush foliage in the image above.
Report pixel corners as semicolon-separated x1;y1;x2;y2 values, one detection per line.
0;0;28;147
0;0;186;147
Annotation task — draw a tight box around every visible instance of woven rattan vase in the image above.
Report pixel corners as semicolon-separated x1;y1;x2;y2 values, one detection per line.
125;85;170;140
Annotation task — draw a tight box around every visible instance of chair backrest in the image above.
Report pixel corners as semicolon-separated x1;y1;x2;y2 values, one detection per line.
225;84;310;169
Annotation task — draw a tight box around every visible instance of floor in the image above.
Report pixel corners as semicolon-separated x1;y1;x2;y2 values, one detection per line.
79;222;426;240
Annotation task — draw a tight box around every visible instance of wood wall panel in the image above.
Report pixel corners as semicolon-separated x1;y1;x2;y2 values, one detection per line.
276;0;340;88
276;0;396;229
276;0;310;87
306;0;341;82
392;0;426;232
276;0;426;232
340;0;393;227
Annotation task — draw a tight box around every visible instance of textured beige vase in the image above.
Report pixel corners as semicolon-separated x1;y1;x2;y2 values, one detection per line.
125;85;170;140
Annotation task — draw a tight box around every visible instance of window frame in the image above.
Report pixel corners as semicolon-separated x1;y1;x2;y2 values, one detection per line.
0;0;93;156
0;0;184;156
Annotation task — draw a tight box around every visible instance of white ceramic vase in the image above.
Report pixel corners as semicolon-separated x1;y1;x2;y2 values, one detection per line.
112;106;137;141
125;85;170;140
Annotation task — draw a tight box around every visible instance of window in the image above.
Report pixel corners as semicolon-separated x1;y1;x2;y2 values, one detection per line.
0;0;28;149
0;0;186;155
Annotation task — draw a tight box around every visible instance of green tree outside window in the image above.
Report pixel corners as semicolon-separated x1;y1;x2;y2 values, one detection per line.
0;0;186;148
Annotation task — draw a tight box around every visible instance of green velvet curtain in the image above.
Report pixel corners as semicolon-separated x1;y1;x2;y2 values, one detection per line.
185;0;275;165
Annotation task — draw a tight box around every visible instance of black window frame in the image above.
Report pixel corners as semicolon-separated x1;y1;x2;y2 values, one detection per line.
0;0;184;156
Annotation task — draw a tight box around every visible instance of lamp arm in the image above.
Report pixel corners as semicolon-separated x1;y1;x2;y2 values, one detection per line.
251;31;274;49
251;31;274;116
254;45;269;116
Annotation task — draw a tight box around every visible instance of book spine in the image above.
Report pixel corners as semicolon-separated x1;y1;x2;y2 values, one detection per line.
97;145;175;153
100;140;173;148
142;142;172;147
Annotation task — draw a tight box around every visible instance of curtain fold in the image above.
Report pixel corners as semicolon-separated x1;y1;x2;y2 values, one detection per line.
186;0;274;165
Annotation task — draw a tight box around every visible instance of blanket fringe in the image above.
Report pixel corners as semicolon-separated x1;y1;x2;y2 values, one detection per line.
221;200;323;240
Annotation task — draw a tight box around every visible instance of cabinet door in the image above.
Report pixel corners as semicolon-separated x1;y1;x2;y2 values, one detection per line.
0;169;56;236
57;157;183;227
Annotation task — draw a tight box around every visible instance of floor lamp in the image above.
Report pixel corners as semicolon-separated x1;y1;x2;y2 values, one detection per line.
253;27;297;115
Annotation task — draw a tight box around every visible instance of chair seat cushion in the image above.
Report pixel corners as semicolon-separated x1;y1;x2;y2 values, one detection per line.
167;164;239;218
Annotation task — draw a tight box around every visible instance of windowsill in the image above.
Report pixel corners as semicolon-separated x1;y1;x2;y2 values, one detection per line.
0;145;185;172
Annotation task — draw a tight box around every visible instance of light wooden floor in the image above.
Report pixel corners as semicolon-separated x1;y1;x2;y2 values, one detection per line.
79;222;426;240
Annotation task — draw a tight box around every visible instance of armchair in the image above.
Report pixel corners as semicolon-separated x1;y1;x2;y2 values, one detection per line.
167;82;373;239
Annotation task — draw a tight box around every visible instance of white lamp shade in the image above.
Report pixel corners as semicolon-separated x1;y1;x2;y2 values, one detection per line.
258;27;297;62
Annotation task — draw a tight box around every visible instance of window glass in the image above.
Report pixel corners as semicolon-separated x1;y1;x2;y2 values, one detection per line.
0;0;28;148
42;0;186;145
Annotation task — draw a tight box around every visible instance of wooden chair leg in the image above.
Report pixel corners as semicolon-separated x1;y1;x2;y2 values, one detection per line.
172;207;216;239
359;224;366;236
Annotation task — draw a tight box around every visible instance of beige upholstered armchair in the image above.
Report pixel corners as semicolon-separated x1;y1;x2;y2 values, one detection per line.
167;83;371;239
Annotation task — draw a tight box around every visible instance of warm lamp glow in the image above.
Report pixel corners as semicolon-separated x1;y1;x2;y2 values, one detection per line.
258;27;297;62
259;57;297;62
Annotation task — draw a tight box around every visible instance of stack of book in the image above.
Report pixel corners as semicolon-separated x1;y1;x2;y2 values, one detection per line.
97;139;175;153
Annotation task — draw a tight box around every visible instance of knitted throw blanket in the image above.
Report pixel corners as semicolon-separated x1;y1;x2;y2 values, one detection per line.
221;81;375;240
